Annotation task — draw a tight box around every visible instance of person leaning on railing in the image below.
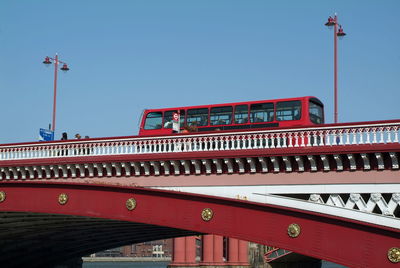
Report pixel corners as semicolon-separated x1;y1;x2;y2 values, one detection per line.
74;134;82;155
84;136;91;155
61;132;68;140
58;132;68;156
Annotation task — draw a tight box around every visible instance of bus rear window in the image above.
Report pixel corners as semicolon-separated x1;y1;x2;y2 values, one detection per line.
276;101;301;121
144;112;163;130
250;103;274;123
187;108;208;126
309;100;324;124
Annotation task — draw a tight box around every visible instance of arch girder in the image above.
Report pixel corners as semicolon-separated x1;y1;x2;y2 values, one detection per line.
0;182;398;268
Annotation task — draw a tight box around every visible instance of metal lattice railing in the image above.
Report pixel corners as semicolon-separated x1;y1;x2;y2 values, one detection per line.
0;121;399;161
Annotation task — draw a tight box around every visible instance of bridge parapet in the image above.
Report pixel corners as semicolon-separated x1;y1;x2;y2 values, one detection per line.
0;120;400;179
1;120;399;161
1;121;399;266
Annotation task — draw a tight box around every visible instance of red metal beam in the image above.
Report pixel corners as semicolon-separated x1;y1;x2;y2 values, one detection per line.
0;181;398;267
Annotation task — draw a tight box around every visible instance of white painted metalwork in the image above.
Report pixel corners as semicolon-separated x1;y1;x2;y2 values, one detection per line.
1;151;399;180
307;155;317;172
282;156;292;172
1;121;399;161
141;162;150;176
361;153;371;170
347;154;357;170
333;155;343;171
152;184;400;230
375;153;385;170
294;156;304;172
150;161;160;176
320;155;329;171
271;157;280;173
389;152;399;169
247;158;257;173
235;158;245;173
224;158;234;173
258;157;268;173
191;159;202;175
160;161;170;176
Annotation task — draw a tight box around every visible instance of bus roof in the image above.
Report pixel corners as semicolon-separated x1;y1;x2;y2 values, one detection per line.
143;96;322;112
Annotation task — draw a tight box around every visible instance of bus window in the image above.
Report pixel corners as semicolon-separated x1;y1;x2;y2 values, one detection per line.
234;105;248;124
164;110;186;128
187;108;208;127
210;106;232;125
144;112;163;130
163;111;175;129
276;101;301;121
250;103;274;123
309;100;324;124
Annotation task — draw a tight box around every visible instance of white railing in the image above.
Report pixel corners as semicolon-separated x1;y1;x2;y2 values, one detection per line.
0;121;399;161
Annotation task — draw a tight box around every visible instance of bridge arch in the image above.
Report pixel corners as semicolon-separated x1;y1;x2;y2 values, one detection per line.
0;182;398;268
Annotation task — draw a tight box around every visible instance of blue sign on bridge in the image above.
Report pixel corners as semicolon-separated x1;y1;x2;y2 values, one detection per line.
39;128;54;141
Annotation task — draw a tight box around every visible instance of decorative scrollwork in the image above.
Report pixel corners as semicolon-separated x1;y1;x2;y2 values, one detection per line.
350;193;360;202
126;198;137;211
371;193;382;203
309;194;321;202
287;223;301;238
388;247;400;263
58;193;68;205
0;191;6;203
201;208;213;221
392;193;400;203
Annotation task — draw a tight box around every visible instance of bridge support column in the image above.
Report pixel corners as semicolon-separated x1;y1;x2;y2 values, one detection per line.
227;238;250;268
228;238;239;264
238;240;249;266
169;236;197;268
199;234;225;267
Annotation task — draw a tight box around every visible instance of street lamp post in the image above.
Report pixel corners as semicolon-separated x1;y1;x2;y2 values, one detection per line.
325;14;346;124
43;54;70;133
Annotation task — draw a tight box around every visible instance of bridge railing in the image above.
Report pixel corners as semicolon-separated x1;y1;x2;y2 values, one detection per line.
0;121;399;161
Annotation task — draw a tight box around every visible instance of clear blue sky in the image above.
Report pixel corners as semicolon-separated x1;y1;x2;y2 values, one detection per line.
1;0;399;144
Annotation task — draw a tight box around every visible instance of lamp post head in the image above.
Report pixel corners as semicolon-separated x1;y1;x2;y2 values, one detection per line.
43;57;52;65
60;63;70;72
325;16;336;28
337;26;346;38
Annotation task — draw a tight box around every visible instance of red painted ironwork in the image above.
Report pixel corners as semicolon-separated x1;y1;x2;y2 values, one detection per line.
42;54;70;132
0;182;398;267
52;54;58;132
264;248;292;262
325;14;346;123
170;236;197;266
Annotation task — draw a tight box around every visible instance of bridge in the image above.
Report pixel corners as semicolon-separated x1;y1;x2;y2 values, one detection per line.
0;120;399;267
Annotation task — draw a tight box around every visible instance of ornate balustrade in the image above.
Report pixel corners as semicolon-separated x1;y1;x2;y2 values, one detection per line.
0;120;399;161
1;120;400;179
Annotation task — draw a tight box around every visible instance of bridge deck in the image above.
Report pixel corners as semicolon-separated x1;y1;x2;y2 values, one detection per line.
1;120;399;267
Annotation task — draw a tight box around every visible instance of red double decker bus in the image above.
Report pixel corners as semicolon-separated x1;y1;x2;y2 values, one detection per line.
138;96;324;136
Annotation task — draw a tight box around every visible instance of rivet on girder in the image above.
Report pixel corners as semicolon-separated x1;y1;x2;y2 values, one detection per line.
126;198;137;211
0;191;6;203
388;247;400;263
201;208;214;221
287;223;301;238
58;193;68;205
